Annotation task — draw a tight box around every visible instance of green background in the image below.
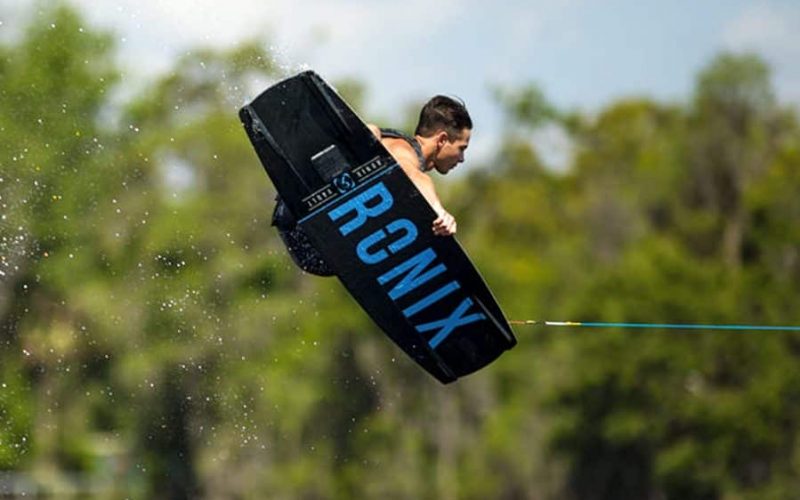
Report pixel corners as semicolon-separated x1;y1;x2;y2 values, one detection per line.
2;4;800;499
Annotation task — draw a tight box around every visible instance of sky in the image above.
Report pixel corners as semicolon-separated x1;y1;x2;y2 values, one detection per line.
12;0;800;165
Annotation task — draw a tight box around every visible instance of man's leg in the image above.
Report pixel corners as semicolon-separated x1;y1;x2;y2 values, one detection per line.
272;196;335;277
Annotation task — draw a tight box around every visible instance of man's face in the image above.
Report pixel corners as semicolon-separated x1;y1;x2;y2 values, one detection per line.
433;128;471;174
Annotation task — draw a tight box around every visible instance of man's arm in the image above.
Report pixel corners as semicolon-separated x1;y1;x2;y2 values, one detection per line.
381;139;457;236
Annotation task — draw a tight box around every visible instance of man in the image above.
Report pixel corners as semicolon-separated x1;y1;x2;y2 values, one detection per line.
272;95;472;276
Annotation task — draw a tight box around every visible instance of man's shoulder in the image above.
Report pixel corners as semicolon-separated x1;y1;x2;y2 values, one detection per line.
381;135;414;151
383;138;421;170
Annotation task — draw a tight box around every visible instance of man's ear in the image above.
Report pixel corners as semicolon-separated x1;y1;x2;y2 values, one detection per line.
435;130;449;146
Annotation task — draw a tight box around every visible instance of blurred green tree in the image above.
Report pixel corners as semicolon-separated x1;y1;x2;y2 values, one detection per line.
2;3;800;498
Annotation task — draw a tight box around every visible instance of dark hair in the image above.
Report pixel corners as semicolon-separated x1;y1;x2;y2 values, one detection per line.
414;95;472;138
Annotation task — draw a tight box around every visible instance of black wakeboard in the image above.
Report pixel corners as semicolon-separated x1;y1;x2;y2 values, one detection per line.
239;71;516;383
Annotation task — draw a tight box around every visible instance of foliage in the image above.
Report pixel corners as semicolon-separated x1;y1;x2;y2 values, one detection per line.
1;4;800;499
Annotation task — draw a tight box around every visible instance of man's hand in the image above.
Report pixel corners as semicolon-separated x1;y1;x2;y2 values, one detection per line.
433;210;457;236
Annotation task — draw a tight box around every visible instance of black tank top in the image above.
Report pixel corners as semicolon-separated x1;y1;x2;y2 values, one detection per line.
380;128;426;171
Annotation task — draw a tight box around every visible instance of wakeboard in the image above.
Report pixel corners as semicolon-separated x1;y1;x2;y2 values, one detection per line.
239;71;516;383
